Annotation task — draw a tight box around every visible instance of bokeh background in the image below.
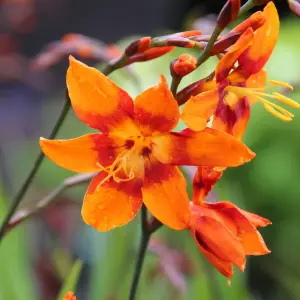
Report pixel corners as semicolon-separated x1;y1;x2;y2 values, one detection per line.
1;0;300;299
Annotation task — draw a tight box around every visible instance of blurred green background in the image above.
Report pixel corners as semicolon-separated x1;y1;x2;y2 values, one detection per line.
1;2;300;300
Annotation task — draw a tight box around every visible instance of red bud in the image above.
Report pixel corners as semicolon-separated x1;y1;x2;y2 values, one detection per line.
217;0;241;29
171;54;197;77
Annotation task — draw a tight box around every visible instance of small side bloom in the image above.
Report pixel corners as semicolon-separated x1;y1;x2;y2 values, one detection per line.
189;201;271;279
181;2;299;139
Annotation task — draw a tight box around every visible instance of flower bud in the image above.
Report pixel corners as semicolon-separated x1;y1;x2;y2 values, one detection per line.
171;54;197;77
217;0;241;29
288;0;300;16
126;47;174;64
63;292;76;300
125;37;151;56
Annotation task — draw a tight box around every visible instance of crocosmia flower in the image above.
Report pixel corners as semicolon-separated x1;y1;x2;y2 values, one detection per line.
181;2;299;139
189;201;271;279
40;56;255;232
184;166;271;279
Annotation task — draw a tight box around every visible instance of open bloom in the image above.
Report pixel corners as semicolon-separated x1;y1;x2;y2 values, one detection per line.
181;2;299;139
40;56;255;232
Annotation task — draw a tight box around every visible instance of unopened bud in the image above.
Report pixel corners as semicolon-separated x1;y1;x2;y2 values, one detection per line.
171;54;197;77
217;0;241;29
125;37;151;57
126;46;174;65
176;79;207;105
288;0;300;16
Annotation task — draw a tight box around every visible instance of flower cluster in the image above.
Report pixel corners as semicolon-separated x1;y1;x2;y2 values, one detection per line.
40;1;298;281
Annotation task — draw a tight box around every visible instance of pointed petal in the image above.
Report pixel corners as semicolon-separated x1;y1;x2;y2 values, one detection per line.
82;173;143;231
213;97;250;140
40;134;121;173
67;56;139;136
133;75;180;135
238;2;279;75
193;166;223;205
142;163;190;230
207;202;271;255
191;214;246;271
192;230;233;278
152;128;255;168
181;89;219;131
238;209;272;228
216;28;254;82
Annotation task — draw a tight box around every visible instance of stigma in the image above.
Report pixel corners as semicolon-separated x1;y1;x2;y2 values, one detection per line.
226;80;299;121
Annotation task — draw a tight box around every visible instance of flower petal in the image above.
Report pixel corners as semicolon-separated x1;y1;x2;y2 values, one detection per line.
67;56;139;136
142;163;190;230
238;2;279;75
238;208;272;228
181;88;219;131
207;202;271;255
216;27;254;82
191;214;246;271
133;75;180;135
213;97;250;140
192;229;233;278
193;166;223;205
152;128;255;168
82;173;143;231
40;134;121;173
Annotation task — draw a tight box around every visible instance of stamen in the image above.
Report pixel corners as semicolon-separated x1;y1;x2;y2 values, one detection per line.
227;81;298;122
268;79;294;91
95;147;136;188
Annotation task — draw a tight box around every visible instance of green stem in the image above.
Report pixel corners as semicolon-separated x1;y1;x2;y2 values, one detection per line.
0;95;71;242
170;76;182;96
128;205;150;300
238;0;255;17
196;25;223;67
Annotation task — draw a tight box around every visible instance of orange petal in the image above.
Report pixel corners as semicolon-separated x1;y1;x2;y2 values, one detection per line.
82;173;143;231
191;214;246;271
246;69;267;90
193;166;223;205
207;202;271;255
152;128;255;168
133;75;180;135
67;56;139;136
142;163;190;230
216;27;254;82
213;97;250;140
40;134;120;173
238;2;279;75
191;229;233;278
181;88;219;131
238;208;272;228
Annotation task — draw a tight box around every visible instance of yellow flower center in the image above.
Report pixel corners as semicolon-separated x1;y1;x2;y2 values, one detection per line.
96;135;152;187
225;80;299;121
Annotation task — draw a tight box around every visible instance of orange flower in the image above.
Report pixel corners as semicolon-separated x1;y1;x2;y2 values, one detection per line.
181;2;299;140
189;201;271;279
40;56;255;232
63;291;76;300
183;165;271;279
